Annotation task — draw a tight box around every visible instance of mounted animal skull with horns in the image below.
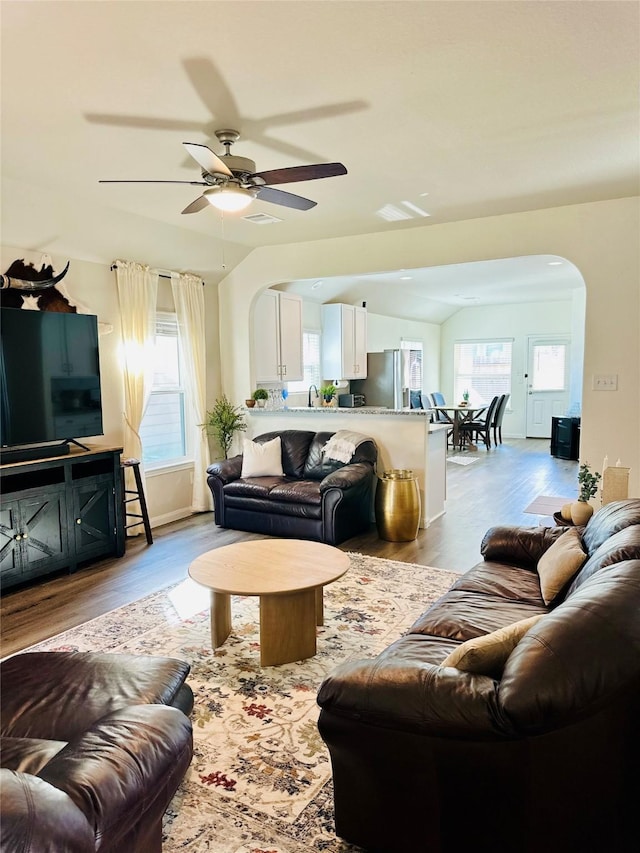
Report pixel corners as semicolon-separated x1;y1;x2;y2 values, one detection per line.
0;257;74;312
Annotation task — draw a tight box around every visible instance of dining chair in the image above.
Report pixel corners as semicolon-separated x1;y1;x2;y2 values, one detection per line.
459;395;500;450
492;394;510;444
427;392;455;445
429;392;450;423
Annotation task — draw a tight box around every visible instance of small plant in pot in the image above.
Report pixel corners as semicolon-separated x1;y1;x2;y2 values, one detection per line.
252;388;269;408
571;462;601;525
320;383;337;406
203;395;247;459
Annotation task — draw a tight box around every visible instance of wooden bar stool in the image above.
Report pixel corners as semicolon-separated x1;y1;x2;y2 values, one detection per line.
121;458;153;545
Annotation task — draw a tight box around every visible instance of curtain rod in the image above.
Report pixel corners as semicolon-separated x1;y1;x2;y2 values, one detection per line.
109;263;204;284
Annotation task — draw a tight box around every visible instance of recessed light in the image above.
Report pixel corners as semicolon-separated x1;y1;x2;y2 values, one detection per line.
548;261;563;266
311;280;323;290
400;275;412;281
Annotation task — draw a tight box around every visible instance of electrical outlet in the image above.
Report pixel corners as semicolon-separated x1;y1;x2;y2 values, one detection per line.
592;374;618;391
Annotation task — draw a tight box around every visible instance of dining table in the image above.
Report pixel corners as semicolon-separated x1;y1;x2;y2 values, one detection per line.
430;404;488;450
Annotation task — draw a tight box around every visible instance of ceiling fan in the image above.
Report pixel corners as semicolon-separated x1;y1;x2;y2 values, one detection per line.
99;129;347;214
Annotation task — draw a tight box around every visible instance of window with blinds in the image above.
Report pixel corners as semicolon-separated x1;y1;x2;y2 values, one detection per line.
287;330;322;393
401;339;423;390
139;313;188;466
453;339;513;405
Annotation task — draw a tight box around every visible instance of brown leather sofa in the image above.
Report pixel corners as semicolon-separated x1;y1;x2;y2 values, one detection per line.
206;429;378;545
317;499;640;853
0;651;194;852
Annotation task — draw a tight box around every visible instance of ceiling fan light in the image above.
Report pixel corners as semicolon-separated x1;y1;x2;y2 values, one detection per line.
204;186;254;212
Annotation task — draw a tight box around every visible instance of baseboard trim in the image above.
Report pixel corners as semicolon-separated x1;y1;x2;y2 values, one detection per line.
151;508;194;529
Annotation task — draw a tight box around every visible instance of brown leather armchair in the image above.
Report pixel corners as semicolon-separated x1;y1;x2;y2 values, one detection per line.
1;651;194;852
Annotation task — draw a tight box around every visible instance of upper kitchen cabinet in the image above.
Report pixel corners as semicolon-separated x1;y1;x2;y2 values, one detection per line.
322;304;367;381
253;290;303;383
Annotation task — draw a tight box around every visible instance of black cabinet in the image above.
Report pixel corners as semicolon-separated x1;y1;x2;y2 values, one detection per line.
550;417;580;460
0;447;125;590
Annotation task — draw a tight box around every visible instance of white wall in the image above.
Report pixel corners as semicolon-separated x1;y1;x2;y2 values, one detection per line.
569;287;587;414
440;299;575;438
220;197;640;496
366;312;441;396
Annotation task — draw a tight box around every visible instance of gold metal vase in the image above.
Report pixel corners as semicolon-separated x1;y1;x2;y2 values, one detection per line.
375;469;421;542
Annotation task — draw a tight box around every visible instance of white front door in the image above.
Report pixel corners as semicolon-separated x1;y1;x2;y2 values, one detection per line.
525;337;571;438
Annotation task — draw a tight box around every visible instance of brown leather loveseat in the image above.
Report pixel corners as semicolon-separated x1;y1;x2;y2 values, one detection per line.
0;651;194;852
206;429;378;545
317;499;640;853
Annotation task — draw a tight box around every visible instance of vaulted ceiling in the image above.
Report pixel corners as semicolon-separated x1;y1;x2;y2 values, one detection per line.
2;1;638;321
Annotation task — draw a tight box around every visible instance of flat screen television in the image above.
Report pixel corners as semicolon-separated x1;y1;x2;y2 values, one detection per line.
0;307;104;453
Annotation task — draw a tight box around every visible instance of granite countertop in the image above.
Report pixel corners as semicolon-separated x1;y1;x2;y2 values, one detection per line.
246;406;429;416
245;407;449;432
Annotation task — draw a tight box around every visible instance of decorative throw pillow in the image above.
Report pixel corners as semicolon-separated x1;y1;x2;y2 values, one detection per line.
536;527;587;605
441;614;544;678
240;437;283;478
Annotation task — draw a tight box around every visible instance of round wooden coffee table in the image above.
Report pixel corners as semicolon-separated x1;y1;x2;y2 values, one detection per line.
188;539;350;666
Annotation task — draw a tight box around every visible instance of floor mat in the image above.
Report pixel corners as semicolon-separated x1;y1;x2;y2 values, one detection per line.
447;455;479;466
524;494;573;514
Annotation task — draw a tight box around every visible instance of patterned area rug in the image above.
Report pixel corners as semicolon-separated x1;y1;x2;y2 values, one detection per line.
30;553;458;852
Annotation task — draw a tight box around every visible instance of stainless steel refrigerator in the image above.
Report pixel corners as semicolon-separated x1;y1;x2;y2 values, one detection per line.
350;350;409;409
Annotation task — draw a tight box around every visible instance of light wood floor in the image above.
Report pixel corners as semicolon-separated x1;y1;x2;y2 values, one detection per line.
1;438;577;656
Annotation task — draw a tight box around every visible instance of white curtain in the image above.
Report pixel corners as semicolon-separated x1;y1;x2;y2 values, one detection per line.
171;272;213;512
114;260;158;515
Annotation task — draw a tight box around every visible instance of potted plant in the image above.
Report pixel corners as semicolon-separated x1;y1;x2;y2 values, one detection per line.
571;462;601;525
203;395;247;459
252;388;269;408
320;383;337;406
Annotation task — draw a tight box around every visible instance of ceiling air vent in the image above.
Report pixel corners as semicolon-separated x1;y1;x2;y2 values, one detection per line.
242;212;282;225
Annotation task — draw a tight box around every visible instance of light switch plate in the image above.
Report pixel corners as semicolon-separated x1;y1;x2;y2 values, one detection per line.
592;374;618;391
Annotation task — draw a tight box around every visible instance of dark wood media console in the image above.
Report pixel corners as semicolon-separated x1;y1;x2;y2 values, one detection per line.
0;446;125;590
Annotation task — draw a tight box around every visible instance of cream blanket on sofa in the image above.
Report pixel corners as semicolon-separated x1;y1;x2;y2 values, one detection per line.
322;430;372;464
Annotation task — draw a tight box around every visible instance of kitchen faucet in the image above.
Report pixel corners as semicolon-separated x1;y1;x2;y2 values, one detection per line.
308;384;319;407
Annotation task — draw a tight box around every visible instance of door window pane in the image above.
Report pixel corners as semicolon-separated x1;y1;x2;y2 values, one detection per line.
531;344;566;391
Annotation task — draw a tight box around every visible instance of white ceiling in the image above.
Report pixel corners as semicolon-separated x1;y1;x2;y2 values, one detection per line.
275;254;585;324
2;1;638;322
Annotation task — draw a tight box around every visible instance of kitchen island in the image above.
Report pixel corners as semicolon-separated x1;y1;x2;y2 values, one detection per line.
243;407;448;527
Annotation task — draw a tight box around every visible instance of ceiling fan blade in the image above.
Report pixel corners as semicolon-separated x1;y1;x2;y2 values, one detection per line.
252;162;347;186
181;195;211;215
183;142;232;177
99;179;209;185
254;186;317;211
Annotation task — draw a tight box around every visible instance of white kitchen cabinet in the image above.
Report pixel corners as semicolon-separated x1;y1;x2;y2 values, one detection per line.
321;304;367;380
253;290;303;382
